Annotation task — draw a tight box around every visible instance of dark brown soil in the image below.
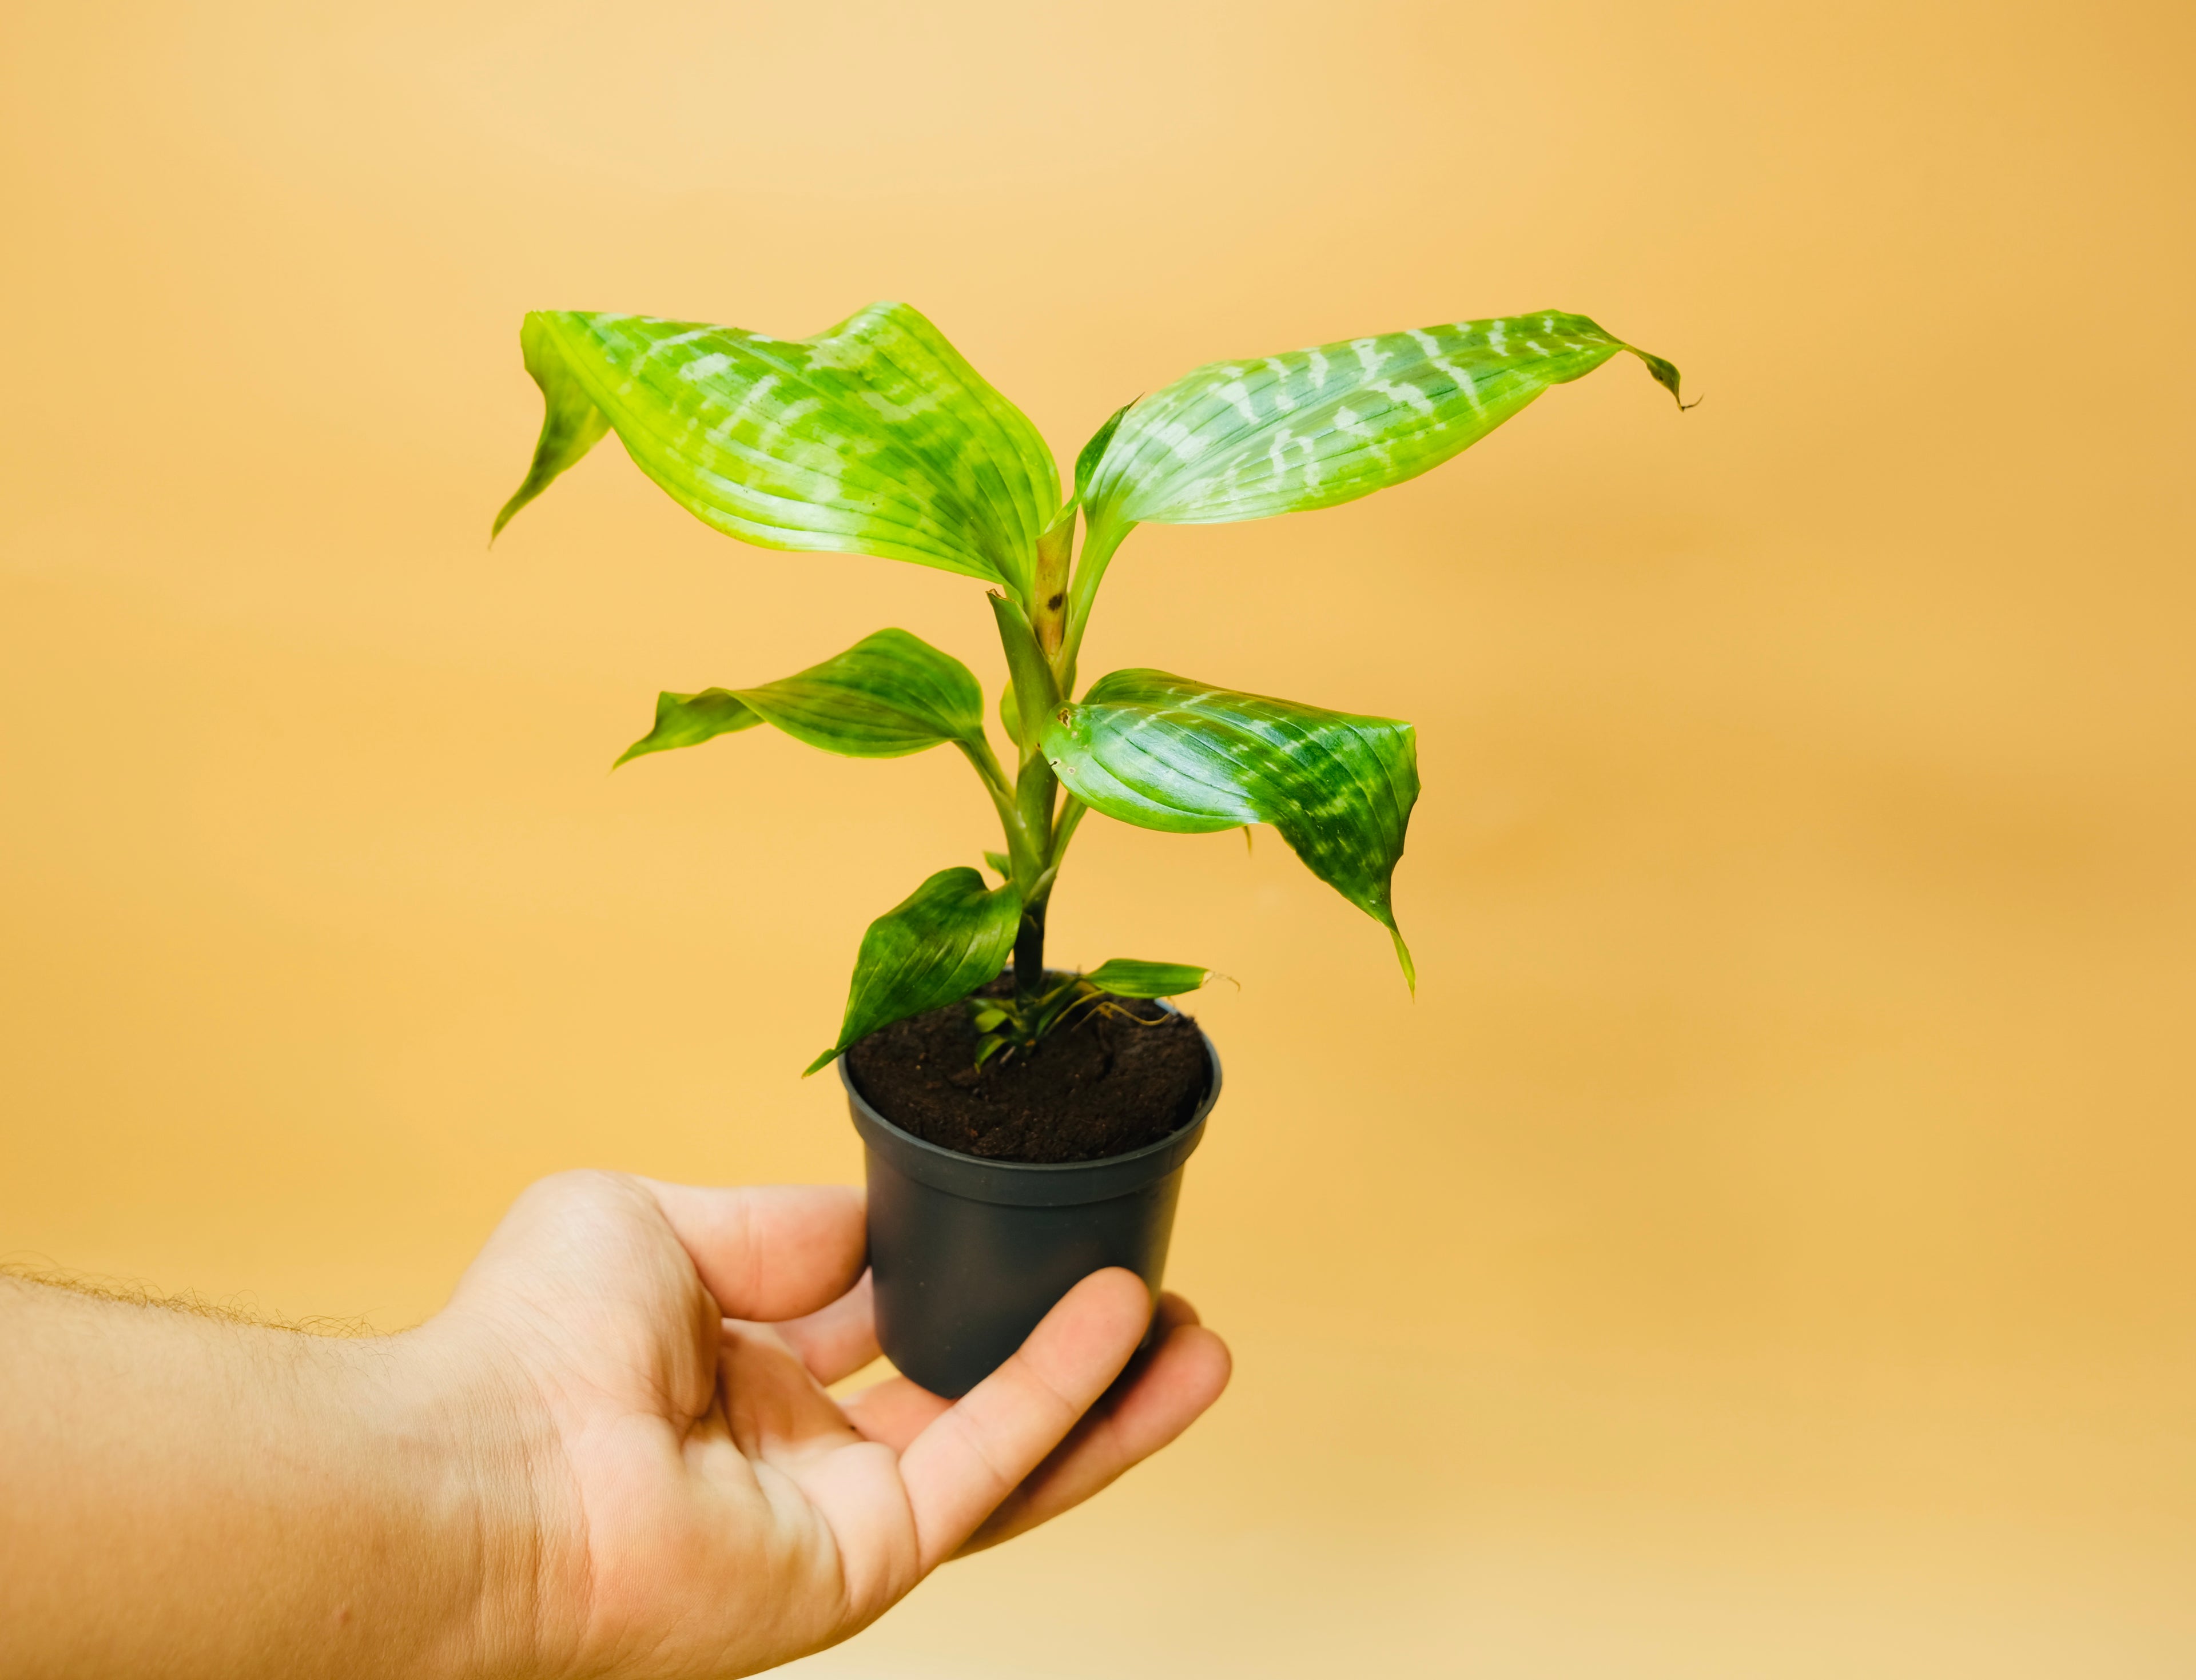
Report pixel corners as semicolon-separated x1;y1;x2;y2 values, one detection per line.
844;973;1211;1164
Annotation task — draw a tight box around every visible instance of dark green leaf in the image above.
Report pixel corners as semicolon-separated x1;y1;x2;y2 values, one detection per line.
806;867;1021;1074
615;628;985;767
1083;310;1681;533
494;302;1061;598
1042;670;1419;986
1083;959;1215;999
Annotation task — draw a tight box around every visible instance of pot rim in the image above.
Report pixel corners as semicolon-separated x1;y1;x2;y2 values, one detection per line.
838;1013;1223;1209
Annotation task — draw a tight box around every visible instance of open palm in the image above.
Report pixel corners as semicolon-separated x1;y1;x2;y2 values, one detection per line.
436;1171;1229;1679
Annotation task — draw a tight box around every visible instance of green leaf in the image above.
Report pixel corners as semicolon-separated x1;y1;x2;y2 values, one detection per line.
1074;401;1133;503
492;314;612;539
982;850;1014;880
1083;959;1215;999
612;689;763;765
1082;310;1681;532
1042;671;1419;986
494;302;1061;599
807;867;1021;1074
615;628;985;767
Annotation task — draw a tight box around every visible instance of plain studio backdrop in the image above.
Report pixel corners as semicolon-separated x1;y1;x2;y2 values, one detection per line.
3;1;2192;1673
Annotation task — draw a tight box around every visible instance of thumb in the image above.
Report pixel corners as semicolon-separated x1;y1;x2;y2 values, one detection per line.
638;1179;868;1321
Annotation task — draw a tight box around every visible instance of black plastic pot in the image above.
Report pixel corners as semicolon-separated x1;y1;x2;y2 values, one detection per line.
839;1023;1222;1399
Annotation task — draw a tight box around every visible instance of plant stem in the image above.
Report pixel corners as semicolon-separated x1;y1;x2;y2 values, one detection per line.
1007;797;1089;1014
986;590;1072;1010
1013;898;1047;1004
1049;794;1087;863
959;740;1042;883
959;735;1013;802
985;585;1101;1017
1010;753;1057;1007
1059;512;1130;691
1030;509;1075;663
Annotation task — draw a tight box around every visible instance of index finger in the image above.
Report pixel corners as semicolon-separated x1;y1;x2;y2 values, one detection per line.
893;1268;1152;1571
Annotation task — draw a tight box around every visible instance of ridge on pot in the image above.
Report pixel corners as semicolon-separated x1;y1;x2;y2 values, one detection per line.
841;1021;1223;1399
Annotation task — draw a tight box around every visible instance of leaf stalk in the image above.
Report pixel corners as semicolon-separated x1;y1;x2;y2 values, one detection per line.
1059;510;1131;687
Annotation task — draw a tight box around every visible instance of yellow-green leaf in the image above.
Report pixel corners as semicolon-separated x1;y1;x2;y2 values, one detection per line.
615;628;985;767
613;690;763;764
1082;310;1680;534
495;303;1061;599
1082;959;1214;999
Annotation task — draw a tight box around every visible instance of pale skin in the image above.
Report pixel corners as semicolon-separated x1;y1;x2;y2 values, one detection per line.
0;1171;1231;1678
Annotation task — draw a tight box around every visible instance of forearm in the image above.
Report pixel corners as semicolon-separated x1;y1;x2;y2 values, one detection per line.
0;1275;543;1680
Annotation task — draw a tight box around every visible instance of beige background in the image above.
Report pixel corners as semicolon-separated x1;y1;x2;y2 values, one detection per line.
4;1;2193;1673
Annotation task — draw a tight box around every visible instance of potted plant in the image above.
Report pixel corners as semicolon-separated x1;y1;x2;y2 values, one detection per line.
494;301;1682;1394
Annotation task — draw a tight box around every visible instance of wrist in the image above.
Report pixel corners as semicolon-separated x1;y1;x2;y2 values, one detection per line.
352;1320;574;1680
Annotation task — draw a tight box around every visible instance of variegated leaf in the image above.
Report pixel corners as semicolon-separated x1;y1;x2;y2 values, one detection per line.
1041;671;1419;985
1082;959;1215;999
1081;310;1681;532
807;866;1020;1074
614;628;985;766
495;303;1061;599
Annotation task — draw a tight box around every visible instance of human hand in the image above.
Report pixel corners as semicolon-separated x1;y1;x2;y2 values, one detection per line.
429;1171;1230;1678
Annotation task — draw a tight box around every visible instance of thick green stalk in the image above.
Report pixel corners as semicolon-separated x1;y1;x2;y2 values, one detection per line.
1011;894;1049;1004
1030;508;1076;668
989;592;1060;746
1010;761;1060;1002
988;592;1066;1007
